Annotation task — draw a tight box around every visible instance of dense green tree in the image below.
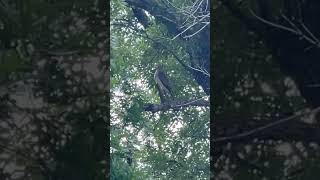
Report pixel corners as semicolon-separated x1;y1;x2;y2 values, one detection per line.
111;0;210;179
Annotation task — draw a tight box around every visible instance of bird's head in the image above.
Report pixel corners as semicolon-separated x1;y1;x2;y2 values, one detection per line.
155;64;163;70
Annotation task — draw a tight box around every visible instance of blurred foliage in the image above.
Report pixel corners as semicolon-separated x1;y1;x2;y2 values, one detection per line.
213;0;320;180
0;0;107;179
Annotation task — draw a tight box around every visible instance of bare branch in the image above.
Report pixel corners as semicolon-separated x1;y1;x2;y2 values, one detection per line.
187;64;210;77
300;21;320;44
250;9;300;34
163;0;210;40
214;107;320;143
250;8;320;49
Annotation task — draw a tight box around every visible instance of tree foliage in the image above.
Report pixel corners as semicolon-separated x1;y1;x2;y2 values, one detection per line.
214;0;320;179
0;0;107;179
111;0;210;179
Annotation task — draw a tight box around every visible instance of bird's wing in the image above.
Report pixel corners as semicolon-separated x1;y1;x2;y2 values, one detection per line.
158;70;172;92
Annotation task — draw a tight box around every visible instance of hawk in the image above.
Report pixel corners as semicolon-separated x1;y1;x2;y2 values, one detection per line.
154;64;173;103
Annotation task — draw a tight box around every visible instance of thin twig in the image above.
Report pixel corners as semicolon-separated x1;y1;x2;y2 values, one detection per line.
250;9;299;35
300;21;320;44
250;8;320;48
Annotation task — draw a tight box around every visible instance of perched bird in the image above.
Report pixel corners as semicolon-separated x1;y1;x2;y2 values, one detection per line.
154;64;173;103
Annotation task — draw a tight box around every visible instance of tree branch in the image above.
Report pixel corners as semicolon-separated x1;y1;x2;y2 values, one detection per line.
214;107;320;144
144;97;209;113
250;9;320;49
